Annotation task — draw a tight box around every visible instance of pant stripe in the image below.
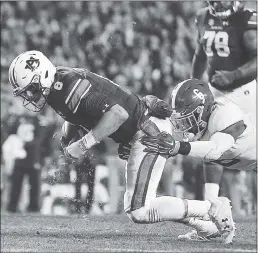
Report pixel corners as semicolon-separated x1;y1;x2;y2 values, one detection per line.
130;153;159;211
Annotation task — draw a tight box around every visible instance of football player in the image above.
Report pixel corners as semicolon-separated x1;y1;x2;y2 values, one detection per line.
191;1;257;205
140;78;256;242
9;51;233;243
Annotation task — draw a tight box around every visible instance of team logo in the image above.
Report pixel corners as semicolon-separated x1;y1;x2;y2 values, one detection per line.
193;89;206;102
25;57;40;71
54;81;63;90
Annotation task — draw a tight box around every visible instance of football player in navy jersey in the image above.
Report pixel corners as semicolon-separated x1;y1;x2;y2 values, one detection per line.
191;1;257;206
9;50;234;243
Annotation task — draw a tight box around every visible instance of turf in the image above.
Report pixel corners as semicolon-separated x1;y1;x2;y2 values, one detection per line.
1;213;257;252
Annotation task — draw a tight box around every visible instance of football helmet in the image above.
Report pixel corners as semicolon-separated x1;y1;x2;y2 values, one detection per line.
207;1;245;19
170;79;215;142
9;50;56;112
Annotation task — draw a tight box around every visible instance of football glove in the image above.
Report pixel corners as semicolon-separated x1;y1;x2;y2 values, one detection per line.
118;143;131;161
142;95;173;119
60;121;85;159
140;132;180;158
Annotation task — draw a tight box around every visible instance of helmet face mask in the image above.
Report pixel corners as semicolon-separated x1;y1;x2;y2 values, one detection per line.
9;51;56;112
170;105;208;141
15;74;50;112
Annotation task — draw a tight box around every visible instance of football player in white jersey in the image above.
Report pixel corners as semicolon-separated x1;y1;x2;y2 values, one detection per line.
140;78;256;242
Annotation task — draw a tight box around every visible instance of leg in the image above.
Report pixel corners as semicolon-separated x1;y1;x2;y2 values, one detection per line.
203;162;223;200
124;118;211;224
27;167;40;212
7;166;25;212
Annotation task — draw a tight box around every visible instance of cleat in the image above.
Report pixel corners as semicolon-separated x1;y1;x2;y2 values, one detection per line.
208;197;236;244
178;219;221;242
178;229;220;242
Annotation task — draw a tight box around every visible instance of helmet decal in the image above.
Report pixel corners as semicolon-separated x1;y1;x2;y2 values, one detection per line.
25;56;40;71
193;88;206;103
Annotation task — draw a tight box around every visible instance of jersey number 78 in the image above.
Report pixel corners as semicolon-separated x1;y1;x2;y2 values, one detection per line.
203;31;230;57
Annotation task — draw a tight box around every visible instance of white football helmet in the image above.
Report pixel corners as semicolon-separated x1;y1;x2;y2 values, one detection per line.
9;50;56;112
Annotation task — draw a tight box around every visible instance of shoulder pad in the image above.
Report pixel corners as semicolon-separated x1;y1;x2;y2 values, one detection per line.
207;102;244;134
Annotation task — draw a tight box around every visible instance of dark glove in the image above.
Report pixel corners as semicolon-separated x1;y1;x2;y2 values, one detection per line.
142;95;173;119
140;132;180;158
118;143;131;160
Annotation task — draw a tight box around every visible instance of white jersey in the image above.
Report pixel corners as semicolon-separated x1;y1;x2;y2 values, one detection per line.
209;79;256;120
201;101;256;170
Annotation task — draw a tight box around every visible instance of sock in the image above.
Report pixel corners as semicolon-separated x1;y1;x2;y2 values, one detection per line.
204;183;219;200
185;199;211;218
145;197;210;223
147;197;187;222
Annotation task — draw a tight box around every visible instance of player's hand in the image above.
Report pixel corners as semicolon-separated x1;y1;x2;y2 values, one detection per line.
143;95;173;119
64;139;88;160
211;70;238;89
118;143;131;160
140;132;180;158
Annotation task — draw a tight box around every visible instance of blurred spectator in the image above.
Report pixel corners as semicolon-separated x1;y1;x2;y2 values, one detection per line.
2;110;45;212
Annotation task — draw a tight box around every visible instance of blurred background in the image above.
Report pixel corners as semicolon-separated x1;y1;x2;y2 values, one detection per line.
1;1;257;217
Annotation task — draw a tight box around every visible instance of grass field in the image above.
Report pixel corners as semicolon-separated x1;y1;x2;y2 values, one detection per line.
1;213;257;253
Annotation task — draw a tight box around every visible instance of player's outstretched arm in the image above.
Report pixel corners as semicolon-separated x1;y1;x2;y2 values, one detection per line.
191;42;207;79
140;131;235;161
91;104;129;142
235;29;257;81
65;103;128;160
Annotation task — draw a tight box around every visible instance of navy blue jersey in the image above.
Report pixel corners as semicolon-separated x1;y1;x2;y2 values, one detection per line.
47;67;146;144
196;8;257;86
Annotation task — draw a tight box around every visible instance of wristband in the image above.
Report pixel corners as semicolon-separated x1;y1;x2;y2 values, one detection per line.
79;130;99;152
168;141;180;157
178;141;191;155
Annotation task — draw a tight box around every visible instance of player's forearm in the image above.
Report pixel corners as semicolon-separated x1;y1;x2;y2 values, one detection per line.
178;132;234;161
91;104;129;143
234;58;257;81
191;54;207;79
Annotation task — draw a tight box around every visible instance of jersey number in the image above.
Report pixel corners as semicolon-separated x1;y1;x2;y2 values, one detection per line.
203;31;230;57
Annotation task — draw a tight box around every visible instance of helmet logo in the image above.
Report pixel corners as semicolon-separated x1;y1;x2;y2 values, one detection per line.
25;57;40;71
193;89;205;102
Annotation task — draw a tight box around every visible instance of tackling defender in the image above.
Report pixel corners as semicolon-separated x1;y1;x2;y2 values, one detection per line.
9;51;234;243
191;1;257;204
141;78;256;242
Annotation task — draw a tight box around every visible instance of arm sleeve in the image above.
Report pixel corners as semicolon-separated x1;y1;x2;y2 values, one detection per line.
188;132;235;161
78;89;117;117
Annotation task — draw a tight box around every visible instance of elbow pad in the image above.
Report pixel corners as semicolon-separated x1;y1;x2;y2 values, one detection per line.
189;132;235;161
204;132;235;161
